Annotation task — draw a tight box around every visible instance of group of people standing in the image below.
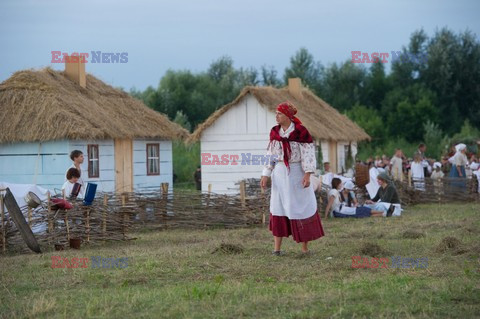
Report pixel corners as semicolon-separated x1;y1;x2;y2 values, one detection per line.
368;143;478;191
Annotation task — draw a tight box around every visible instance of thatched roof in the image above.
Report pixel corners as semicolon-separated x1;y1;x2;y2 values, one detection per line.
188;86;370;142
0;68;188;143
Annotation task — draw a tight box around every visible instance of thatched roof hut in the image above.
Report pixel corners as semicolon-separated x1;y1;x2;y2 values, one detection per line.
189;78;370;194
188;80;370;143
0;65;187;193
0;67;188;143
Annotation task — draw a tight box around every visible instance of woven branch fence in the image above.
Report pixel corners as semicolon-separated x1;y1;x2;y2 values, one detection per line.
0;175;478;254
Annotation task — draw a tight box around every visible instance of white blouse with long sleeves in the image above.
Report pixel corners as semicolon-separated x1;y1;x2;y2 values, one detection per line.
453;152;468;166
261;122;316;177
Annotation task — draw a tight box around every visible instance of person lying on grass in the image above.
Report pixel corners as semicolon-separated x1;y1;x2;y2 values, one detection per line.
325;178;385;218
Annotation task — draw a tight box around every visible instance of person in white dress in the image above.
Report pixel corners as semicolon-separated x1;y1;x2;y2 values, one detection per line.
260;102;325;255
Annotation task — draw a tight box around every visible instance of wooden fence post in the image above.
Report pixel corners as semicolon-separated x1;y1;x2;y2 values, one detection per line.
240;181;246;208
207;184;212;207
103;194;107;238
122;194;127;239
85;208;90;243
161;183;169;229
1;192;5;253
63;191;70;242
47;191;53;240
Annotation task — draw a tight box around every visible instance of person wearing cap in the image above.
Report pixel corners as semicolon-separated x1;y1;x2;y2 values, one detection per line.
431;162;444;179
325;178;384;218
340;180;358;207
260;101;325;255
365;172;400;217
449;143;468;189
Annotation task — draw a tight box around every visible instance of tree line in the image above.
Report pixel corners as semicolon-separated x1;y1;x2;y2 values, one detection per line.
130;27;480;160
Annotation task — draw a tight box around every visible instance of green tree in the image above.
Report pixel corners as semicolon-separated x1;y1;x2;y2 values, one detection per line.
284;48;323;93
346;104;385;145
322;61;366;112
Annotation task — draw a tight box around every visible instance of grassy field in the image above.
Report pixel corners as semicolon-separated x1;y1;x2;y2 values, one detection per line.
0;203;479;319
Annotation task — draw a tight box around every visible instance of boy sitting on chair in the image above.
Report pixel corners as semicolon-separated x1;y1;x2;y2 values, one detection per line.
62;168;83;199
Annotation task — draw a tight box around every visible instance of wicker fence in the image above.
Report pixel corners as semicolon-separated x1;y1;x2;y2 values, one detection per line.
0;175;478;254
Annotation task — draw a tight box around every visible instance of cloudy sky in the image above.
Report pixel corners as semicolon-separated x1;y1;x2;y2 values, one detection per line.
1;0;479;90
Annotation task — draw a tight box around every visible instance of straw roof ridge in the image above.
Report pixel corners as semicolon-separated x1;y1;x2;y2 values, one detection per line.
188;85;370;143
0;67;189;143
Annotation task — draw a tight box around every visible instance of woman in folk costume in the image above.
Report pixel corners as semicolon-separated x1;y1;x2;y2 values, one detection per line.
260;102;325;256
449;143;468;189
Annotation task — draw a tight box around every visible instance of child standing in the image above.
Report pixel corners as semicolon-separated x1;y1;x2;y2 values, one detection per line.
431;162;444;195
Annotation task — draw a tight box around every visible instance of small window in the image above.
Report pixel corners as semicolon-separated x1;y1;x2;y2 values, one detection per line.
88;145;99;178
147;144;160;175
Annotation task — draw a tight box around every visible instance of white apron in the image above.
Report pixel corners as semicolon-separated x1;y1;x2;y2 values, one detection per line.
270;162;317;220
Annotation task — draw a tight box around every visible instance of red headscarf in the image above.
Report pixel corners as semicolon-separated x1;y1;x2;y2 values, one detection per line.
269;101;312;171
277;101;302;125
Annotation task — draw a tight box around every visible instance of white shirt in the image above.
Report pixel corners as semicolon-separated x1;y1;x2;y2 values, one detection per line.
328;188;342;214
452;152;468;167
61;181;84;199
411;161;424;179
262;123;316;177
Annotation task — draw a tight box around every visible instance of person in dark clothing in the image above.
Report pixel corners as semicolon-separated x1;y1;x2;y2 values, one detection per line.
365;172;400;217
194;166;201;190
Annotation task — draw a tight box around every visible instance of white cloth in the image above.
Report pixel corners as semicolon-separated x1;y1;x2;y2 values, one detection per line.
0;182;48;211
0;182;49;234
474;171;480;193
270;162;317;220
367;202;402;216
433;162;442;169
262;123;316;177
366;167;380;198
470;162;479;171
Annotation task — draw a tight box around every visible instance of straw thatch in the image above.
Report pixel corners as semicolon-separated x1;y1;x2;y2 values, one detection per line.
0;68;188;143
188;86;370;142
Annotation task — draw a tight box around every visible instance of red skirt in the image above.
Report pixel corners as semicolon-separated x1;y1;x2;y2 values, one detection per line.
269;211;325;243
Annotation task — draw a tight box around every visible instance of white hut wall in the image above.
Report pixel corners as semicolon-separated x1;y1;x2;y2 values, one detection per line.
200;94;276;194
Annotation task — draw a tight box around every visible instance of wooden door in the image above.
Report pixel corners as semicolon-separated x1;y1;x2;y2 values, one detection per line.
114;139;133;193
328;141;338;174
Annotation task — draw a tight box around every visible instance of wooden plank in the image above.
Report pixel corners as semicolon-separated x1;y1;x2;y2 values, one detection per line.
114;139;133;193
3;188;41;253
329;141;338;174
